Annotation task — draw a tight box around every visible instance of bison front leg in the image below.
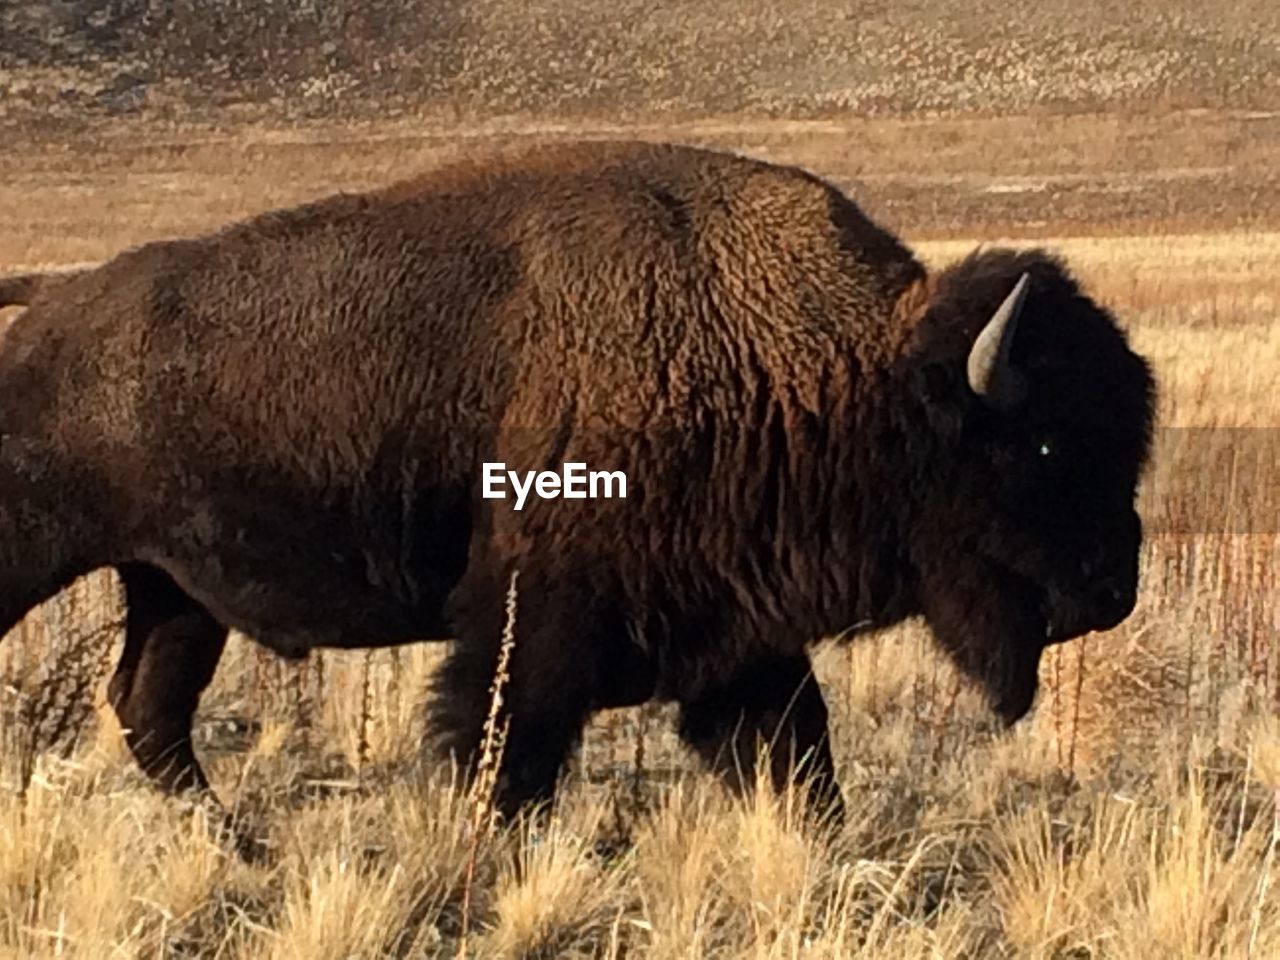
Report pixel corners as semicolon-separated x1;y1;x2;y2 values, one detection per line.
431;567;600;819
108;564;228;793
677;653;844;821
432;644;593;819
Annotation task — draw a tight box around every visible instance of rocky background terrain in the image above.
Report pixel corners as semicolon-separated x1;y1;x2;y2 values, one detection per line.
2;0;1279;129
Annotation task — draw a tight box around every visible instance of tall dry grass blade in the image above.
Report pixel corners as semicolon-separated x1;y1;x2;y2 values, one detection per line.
457;568;520;958
1067;637;1088;778
357;649;374;778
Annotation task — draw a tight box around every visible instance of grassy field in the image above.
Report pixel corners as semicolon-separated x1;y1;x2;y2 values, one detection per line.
1;117;1278;958
3;111;1278;263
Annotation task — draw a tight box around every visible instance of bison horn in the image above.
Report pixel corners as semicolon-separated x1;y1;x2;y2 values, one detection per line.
967;272;1030;410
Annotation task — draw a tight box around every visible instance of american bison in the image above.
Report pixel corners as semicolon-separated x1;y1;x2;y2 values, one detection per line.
0;140;1154;816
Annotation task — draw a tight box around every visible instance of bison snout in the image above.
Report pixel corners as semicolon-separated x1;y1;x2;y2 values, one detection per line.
1044;569;1138;644
1086;576;1137;630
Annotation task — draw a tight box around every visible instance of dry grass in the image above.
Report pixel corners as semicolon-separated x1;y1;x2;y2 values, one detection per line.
2;111;1278;270
1;124;1278;957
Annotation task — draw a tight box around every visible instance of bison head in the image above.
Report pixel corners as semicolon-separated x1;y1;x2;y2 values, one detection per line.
905;250;1155;724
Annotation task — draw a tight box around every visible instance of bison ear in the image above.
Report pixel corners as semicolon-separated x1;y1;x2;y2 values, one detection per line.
967;273;1030;411
911;361;965;439
916;361;952;404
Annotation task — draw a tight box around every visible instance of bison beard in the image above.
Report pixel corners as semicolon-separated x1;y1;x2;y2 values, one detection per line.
922;562;1047;725
0;139;1154;822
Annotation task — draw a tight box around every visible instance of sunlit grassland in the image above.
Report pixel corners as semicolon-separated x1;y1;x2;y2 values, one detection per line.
1;125;1277;959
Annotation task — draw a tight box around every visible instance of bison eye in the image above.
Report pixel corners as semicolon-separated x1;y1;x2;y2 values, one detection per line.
1032;434;1062;460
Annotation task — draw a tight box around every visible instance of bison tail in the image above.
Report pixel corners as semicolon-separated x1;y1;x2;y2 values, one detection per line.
0;268;88;307
0;274;42;307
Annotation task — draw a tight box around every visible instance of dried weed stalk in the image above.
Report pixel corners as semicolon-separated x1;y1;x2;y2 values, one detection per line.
457;568;520;957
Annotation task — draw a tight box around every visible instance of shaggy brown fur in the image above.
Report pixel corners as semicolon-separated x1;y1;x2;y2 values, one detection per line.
0;140;1154;814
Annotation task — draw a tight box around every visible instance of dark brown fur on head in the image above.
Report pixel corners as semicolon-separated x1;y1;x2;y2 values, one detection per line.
900;248;1156;721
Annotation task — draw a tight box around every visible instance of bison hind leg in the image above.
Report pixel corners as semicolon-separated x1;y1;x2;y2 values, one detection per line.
108;563;228;794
